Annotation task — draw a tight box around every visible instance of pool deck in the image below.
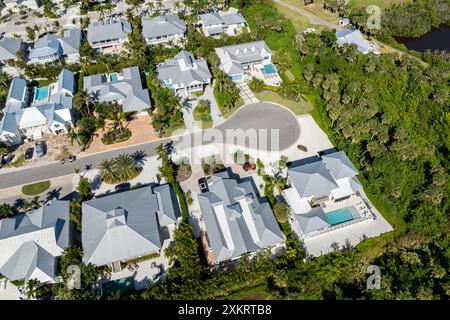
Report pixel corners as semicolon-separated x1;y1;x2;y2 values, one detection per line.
296;193;393;257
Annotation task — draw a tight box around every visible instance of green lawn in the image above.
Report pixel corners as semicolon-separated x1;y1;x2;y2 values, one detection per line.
255;90;313;115
283;0;340;23
274;2;327;32
22;180;51;196
221;284;270;300
7;154;25;168
347;0;409;9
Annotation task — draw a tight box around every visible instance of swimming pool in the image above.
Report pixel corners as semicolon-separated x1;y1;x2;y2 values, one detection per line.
34;86;49;101
262;64;277;74
110;73;119;82
326;207;358;226
101;276;135;297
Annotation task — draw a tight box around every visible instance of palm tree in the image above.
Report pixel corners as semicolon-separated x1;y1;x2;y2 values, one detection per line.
23;196;43;212
67;128;80;146
73;90;92;115
156;0;164;13
147;1;155;14
113;154;138;182
174;1;182;13
99;159;117;184
25;279;41;299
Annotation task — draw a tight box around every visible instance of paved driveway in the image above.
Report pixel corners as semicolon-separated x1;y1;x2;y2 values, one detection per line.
236;80;258;104
0;103;300;189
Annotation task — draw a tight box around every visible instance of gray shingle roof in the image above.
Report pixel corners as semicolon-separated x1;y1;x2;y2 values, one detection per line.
83;66;152;112
198;170;284;264
87;18;131;44
336;29;376;53
142;15;186;39
81;185;179;266
6;77;27;104
56;68;75;94
0;36;22;61
199;12;224;26
288;160;339;198
321;151;358;180
0;200;71;283
29;29;82;60
0;112;18;134
216;40;272;65
5;77;27;113
295;206;330;234
157;51;212;89
222;13;247;26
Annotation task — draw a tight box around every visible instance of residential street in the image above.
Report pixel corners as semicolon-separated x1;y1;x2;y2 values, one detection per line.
0;103;300;189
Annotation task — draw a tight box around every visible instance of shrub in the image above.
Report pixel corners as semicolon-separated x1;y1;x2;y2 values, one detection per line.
248;77;265;93
101;128;132;145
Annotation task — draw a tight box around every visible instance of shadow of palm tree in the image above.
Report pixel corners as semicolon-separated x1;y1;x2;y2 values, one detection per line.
13;198;25;210
164;141;174;155
132;150;148;169
46;188;62;202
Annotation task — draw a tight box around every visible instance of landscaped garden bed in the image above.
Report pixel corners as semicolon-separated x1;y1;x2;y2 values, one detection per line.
101;128;132;145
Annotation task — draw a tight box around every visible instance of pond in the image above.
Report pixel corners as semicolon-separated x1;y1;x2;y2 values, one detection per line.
396;26;450;52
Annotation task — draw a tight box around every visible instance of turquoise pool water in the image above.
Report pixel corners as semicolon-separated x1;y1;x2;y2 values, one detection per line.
262;64;277;74
326;207;357;226
101;276;134;297
110;73;119;82
34;86;49;101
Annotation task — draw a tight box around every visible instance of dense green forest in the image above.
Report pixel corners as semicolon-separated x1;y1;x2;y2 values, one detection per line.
348;0;450;38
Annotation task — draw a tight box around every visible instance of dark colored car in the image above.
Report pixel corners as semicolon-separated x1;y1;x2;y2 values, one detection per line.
60;155;76;164
243;162;256;172
198;177;209;193
35;141;46;157
1;154;12;165
24;148;34;160
115;182;131;192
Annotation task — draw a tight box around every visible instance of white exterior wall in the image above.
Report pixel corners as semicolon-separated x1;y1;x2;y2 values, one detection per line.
224;23;248;36
28;53;59;65
89;37;127;50
0;130;22;146
3;0;39;12
145;32;185;46
65;52;80;63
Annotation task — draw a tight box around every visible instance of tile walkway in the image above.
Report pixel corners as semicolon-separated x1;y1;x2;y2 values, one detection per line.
235;80;259;105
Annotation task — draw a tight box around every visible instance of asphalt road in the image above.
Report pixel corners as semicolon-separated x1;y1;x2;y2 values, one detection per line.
0;103;300;189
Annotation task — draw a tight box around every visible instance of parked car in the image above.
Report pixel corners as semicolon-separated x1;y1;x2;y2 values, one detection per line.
243;162;256;171
60;155;76;164
1;154;12;165
35;141;46;157
115;182;131;192
24;148;34;160
198;177;209;193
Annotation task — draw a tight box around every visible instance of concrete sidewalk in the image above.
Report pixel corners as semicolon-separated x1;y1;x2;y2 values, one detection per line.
0;174;74;206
